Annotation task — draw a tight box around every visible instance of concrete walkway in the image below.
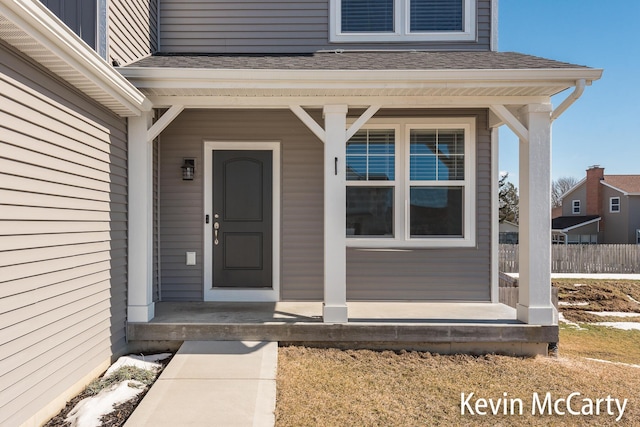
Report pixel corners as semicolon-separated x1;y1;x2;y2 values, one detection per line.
124;341;277;427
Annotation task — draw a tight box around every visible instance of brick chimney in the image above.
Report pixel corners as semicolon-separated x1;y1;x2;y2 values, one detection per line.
586;165;604;217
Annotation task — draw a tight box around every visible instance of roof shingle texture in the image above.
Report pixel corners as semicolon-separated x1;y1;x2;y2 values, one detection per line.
128;51;589;70
552;215;600;230
603;175;640;194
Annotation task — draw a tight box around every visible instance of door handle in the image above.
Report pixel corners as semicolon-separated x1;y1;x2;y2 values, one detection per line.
214;222;220;245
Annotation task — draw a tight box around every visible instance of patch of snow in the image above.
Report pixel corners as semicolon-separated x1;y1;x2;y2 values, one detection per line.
63;353;170;427
628;295;640;305
587;311;640;318
105;353;171;377
65;380;145;427
573;284;586;287
558;313;585;330
585;358;640;369
594;322;640;331
559;301;589;306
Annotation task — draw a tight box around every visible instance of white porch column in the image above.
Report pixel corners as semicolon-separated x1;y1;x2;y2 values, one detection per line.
322;105;348;323
127;111;155;322
517;104;557;325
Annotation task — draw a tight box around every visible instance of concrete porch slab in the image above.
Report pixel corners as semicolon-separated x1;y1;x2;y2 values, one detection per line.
127;302;558;356
124;341;277;427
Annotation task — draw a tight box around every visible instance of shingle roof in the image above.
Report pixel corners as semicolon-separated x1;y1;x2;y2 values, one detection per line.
552;215;600;231
128;51;589;71
603;175;640;194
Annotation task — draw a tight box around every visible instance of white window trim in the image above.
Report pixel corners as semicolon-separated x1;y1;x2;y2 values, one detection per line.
330;0;477;43
346;117;476;248
572;200;580;214
609;196;620;213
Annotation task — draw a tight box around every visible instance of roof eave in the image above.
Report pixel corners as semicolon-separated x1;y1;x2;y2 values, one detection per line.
119;67;603;87
0;0;150;116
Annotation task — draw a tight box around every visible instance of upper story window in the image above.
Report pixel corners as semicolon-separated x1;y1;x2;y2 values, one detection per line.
331;0;476;43
572;200;580;214
40;0;108;59
610;197;620;213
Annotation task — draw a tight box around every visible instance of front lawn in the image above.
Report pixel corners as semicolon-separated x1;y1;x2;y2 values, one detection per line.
276;279;640;426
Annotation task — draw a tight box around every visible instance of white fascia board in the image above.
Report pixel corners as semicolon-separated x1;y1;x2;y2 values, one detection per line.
601;181;628;196
0;0;150;115
120;67;603;90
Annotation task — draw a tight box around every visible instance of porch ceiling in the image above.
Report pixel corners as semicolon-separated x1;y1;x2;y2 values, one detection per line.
119;51;602;108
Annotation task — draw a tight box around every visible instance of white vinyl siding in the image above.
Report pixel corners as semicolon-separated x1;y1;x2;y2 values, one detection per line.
0;44;127;427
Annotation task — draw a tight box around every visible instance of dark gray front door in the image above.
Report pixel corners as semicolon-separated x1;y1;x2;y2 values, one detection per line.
213;150;273;288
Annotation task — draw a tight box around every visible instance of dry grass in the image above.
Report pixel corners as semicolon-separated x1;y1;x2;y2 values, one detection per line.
276;279;640;426
560;324;640;365
554;279;640;323
276;347;640;426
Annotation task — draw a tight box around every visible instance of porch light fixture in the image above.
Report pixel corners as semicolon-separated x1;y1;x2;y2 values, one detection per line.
181;158;195;180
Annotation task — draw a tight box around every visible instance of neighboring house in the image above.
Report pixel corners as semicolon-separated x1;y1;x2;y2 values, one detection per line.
554;166;640;244
1;1;602;425
498;221;518;244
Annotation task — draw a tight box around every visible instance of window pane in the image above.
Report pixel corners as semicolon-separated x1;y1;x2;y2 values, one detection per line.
438;129;464;155
346;155;367;180
368;130;395;154
410;129;437;154
342;0;394;33
347;187;394;236
368;156;395;180
437;155;464;180
410;186;463;236
410;155;437;180
347;129;395;181
410;129;464;181
410;0;463;32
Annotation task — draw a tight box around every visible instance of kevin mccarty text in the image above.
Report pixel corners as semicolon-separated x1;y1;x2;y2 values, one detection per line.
461;392;628;422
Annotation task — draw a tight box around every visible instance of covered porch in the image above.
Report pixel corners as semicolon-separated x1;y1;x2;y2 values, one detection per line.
119;52;602;337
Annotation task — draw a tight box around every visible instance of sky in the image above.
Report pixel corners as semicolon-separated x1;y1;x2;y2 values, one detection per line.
497;0;640;186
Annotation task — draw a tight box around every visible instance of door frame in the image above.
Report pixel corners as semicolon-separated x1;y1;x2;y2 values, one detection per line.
203;141;281;301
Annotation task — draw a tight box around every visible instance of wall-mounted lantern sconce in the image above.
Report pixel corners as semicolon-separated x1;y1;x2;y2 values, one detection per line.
181;158;195;180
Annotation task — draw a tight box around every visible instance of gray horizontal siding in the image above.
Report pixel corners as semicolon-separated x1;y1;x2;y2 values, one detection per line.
158;109;324;301
159;108;490;302
159;0;492;53
0;44;128;427
109;0;158;65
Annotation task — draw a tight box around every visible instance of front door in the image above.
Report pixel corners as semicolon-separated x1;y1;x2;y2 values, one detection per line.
212;150;273;288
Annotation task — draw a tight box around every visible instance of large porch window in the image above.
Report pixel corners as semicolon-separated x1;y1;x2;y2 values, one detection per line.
346;118;475;248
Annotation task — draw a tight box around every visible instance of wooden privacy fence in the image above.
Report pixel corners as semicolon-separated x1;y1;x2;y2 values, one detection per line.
499;244;640;274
